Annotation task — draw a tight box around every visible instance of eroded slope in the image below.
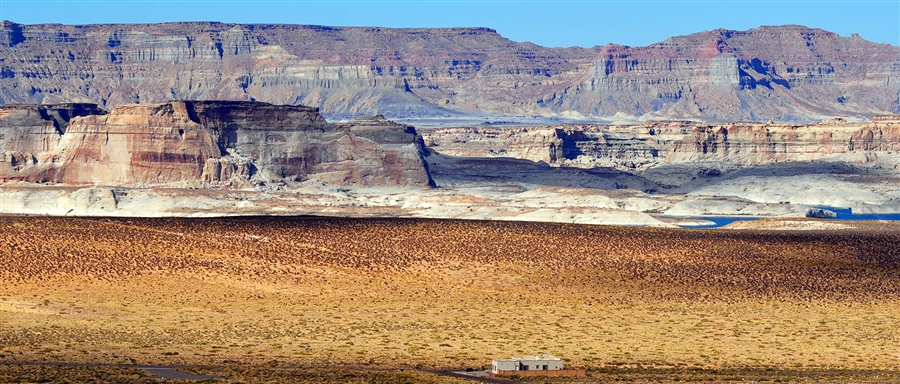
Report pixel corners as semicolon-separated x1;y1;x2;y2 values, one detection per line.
0;101;433;187
0;22;896;121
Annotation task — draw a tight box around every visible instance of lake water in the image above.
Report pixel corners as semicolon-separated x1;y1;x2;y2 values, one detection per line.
679;207;900;229
822;207;900;221
682;217;758;229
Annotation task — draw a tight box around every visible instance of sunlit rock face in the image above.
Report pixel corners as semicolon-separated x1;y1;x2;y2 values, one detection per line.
0;22;896;121
0;101;434;187
423;116;900;186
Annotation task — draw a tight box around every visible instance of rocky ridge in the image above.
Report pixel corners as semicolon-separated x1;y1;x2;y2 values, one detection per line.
419;116;900;220
0;101;434;188
0;103;898;223
0;22;896;121
423;116;900;186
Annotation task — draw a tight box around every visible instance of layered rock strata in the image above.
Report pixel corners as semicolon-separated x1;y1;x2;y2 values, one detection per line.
0;101;434;187
423;116;900;185
542;27;900;121
0;22;896;121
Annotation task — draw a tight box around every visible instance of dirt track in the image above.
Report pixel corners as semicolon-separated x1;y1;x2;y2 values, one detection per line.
0;361;216;380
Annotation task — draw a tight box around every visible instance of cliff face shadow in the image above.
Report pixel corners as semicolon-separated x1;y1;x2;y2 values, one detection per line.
648;160;875;193
428;147;889;198
426;150;661;191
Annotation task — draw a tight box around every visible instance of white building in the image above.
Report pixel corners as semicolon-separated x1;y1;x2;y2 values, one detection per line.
491;353;563;374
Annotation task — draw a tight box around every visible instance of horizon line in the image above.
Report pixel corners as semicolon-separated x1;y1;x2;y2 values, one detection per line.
1;20;894;49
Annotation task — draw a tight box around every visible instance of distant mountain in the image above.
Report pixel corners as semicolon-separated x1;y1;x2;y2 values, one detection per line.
0;21;896;122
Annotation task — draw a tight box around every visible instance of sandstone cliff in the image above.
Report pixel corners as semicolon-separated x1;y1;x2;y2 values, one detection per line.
542;26;900;121
423;116;900;186
0;22;895;122
0;101;434;187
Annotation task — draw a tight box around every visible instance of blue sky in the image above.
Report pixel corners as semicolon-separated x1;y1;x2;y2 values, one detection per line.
1;1;897;47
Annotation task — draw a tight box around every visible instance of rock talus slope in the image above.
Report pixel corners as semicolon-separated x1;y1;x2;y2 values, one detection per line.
0;101;434;187
424;116;899;192
424;116;900;174
422;116;900;219
542;26;900;121
0;22;896;121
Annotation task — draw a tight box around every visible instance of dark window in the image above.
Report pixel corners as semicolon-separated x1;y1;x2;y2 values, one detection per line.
543;365;548;370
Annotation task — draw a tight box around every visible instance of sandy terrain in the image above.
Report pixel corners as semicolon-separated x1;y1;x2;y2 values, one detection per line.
3;169;894;227
2;217;900;382
0;182;672;226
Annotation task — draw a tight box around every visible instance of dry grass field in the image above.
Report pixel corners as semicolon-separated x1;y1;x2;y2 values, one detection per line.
2;216;900;382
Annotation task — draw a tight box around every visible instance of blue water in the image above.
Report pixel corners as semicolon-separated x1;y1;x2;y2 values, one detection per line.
817;207;900;221
679;217;759;229
678;207;900;229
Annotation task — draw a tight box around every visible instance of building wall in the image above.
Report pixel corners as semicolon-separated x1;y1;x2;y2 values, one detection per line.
494;369;586;377
519;359;563;371
492;355;564;373
492;360;519;374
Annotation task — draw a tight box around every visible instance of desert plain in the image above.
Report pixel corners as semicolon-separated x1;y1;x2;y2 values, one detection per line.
0;16;899;383
2;216;900;382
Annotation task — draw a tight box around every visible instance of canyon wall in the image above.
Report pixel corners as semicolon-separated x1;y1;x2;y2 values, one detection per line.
541;26;900;121
0;101;434;187
0;22;896;121
423;116;900;185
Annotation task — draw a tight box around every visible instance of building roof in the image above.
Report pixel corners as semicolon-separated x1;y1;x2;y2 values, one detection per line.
493;353;561;362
